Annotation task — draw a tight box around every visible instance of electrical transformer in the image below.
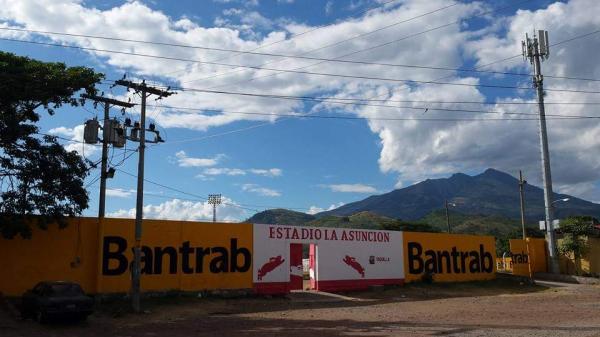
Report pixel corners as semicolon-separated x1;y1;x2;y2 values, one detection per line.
83;118;99;144
103;119;126;148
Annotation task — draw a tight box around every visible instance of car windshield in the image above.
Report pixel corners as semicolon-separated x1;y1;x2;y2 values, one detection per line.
47;283;83;296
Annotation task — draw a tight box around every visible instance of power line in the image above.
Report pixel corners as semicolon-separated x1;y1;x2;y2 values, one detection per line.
9;3;590;91
114;169;319;213
112;25;600;145
349;26;600;122
36;132;101;146
180;74;600;93
152;100;600;106
111;170;317;213
161;87;600;113
163;112;597;146
164;110;596;121
115;168;259;213
162;0;401;78
84;173;101;189
183;2;461;84
148;26;600;145
196;0;537;90
0;5;422;70
109;148;138;167
40;132;140;152
8;22;565;79
173;25;600;97
7;29;600;94
5;36;546;91
148;103;599;119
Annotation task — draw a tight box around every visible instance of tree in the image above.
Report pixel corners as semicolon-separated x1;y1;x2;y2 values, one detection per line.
380;221;440;233
558;216;599;275
0;52;104;239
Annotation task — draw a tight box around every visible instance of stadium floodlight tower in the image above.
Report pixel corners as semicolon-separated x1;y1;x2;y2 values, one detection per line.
522;30;559;274
208;194;222;223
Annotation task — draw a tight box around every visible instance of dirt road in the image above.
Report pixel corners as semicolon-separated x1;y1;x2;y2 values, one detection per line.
1;279;599;337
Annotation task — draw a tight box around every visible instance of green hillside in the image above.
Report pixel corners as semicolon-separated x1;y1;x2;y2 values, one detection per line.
420;209;521;237
246;208;316;226
306;211;398;229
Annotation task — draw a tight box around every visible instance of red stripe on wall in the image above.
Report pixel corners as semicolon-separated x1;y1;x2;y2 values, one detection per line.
315;278;404;292
254;282;290;295
254;278;404;295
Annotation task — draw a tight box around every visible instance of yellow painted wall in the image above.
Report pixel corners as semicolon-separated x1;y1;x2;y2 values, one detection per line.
0;217;99;296
587;238;600;275
559;237;600;276
509;238;547;276
98;219;253;293
0;217;253;296
496;257;512;272
403;232;496;282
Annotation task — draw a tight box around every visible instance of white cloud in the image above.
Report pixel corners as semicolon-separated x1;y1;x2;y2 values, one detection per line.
175;150;222;167
48;124;100;157
199;167;282;177
213;0;259;6
215;8;273;39
325;1;334;15
107;197;248;221
48;126;76;138
203;167;247;176
248;168;282;177
194;174;216;181
325;184;378;193
242;183;281;197
307;202;344;215
105;188;133;198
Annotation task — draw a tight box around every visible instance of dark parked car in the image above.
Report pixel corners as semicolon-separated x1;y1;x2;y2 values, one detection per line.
21;281;94;323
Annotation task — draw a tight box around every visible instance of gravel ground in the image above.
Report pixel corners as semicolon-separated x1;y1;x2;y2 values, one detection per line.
1;278;599;337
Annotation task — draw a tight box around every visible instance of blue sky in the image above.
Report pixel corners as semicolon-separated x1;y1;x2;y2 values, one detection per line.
1;0;600;221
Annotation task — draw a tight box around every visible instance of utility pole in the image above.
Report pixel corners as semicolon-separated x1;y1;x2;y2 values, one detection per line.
519;170;527;240
114;79;173;312
523;30;559;273
445;199;451;233
208;194;222;222
81;94;134;218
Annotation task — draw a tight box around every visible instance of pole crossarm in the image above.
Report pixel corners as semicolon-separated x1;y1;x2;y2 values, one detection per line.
114;79;175;98
81;94;135;108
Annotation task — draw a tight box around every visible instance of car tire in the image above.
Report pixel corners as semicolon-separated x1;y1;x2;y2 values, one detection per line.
36;310;47;324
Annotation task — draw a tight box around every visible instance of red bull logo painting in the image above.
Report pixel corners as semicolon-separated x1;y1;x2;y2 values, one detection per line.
343;255;365;278
257;256;285;280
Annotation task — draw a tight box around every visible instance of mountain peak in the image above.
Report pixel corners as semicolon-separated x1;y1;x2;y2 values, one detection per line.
477;168;517;182
481;167;507;175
